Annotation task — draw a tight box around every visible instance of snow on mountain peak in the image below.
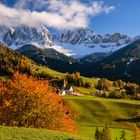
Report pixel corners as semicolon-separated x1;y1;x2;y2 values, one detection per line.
0;25;135;58
51;29;134;58
8;27;15;35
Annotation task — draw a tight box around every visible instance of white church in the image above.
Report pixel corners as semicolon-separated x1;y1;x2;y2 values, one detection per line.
59;79;83;96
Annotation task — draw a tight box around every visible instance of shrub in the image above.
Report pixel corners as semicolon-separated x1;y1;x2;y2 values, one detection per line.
0;72;77;134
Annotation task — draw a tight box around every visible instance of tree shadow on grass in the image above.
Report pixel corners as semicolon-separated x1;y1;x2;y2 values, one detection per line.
115;117;140;123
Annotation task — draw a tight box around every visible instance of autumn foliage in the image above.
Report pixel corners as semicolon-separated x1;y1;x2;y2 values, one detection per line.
0;72;77;134
65;72;94;88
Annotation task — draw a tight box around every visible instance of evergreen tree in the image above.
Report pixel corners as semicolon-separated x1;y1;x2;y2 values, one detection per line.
120;130;126;140
101;125;112;140
95;127;101;140
97;78;110;91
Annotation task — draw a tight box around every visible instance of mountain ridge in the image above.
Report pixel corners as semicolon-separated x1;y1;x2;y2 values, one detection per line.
17;44;87;74
0;25;135;58
90;39;140;83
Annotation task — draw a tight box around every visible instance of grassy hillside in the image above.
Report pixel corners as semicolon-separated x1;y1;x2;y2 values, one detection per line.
0;44;64;79
0;126;82;140
64;96;140;139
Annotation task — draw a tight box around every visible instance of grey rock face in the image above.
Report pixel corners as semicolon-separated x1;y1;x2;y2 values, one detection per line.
55;28;133;48
0;26;53;49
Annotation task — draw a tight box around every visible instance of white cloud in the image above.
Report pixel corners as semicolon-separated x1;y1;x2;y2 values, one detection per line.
0;0;114;29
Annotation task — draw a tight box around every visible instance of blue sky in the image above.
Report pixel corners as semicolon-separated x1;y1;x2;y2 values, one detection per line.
0;0;140;37
89;0;140;37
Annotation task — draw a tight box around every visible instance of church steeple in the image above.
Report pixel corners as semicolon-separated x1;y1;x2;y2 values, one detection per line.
63;78;67;88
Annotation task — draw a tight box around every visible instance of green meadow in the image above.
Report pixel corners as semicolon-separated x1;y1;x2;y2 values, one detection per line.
64;95;140;140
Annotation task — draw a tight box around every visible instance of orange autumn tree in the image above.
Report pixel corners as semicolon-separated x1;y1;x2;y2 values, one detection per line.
0;72;77;134
0;81;3;92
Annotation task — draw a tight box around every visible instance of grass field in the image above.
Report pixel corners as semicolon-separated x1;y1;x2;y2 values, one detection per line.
63;95;140;140
78;125;132;140
0;96;139;140
74;87;97;94
34;65;65;79
0;126;83;140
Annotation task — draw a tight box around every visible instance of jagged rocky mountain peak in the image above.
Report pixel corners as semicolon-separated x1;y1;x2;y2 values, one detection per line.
0;25;52;48
0;25;137;58
56;29;131;45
